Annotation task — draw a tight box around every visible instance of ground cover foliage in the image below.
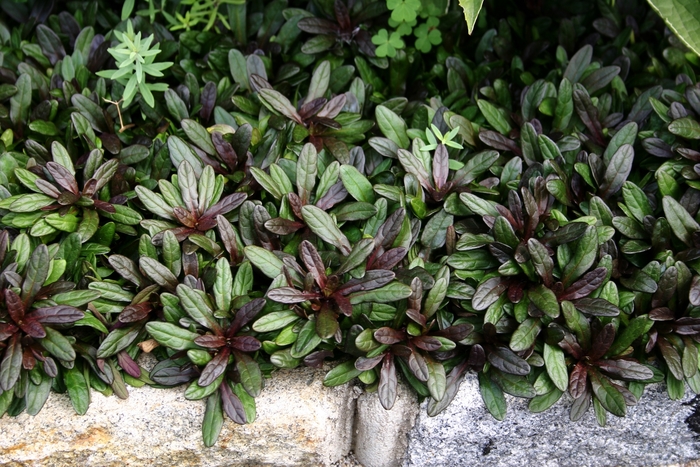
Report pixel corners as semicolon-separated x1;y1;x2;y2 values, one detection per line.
0;0;700;446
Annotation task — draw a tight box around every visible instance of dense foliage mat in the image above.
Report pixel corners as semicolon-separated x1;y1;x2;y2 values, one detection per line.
0;0;700;446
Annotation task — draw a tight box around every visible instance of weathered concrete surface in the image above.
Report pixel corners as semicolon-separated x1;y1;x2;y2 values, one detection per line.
354;382;419;467
0;365;357;467
404;373;700;467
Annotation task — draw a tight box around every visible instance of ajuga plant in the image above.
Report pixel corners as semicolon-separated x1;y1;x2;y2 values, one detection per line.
3;0;700;447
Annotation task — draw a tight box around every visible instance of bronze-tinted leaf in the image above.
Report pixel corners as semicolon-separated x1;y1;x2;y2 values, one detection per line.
374;327;405;345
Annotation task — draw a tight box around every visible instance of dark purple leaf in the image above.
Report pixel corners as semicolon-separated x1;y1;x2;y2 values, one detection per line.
589;323;615;361
378;353;397;409
304;350;334;368
300;240;327;290
338;270;395;295
202;193;247;219
596;358;653;381
117;351;142;378
229;336;262;352
264;218;305;235
220;380;247;424
376;208;406;249
412;336;442;352
370;248;407;270
267;287;320;303
374;327;406;345
674;317;700;335
569;362;588;398
649;307;675;321
46;162;79;195
194;334;226;349
198;347;230;387
229;298;267;335
573;88;605;145
199;81;217;122
559;267;607;300
117;303;151;323
487;346;531;375
406;308;427;328
432;144;449;191
299;98;327;120
434;323;474;342
355;354;384;371
479;130;522;155
408;350;429;382
36;24;65;65
315;182;348;210
298;17;339;35
27;305;83;324
5;289;24;323
573;298;620;316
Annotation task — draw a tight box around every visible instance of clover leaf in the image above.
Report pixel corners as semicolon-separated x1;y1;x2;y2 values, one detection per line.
414;17;442;53
388;17;417;36
372;29;405;58
387;0;421;23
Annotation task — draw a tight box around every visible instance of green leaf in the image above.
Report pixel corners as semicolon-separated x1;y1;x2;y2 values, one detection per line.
236;353;262;398
253;310;300;333
215;258;233;313
458;0;485;34
291;319;322;358
202;391;224;447
340;165;375;203
182;119;216;156
599;144;634;199
668;117;700;139
589;369;626;416
376;105;409;149
145;322;201;350
662;196;700;246
646;0;700;57
477;99;511;135
177;284;220;332
349;282;412;304
244;246;284;279
258;89;303;124
544;343;568;392
297;143;317;204
10;74;31;126
324;361;362;387
603;122;638;165
305;60;331;104
65;366;89;415
478;372;507;421
510;318;541;352
562;225;597;286
301;205;352;255
39;326;76;362
607;315;652;356
185;373;224;400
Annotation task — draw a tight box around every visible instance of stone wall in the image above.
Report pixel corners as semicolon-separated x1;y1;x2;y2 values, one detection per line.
1;365;699;467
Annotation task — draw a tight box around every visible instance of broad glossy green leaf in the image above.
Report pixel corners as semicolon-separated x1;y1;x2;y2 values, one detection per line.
10;74;31;126
477;99;511;135
348;282;412;304
544;343;568;392
562;225;597;286
301;205;352;255
202;391;224;447
340;165;375;203
39;326;76;362
646;0;700;57
662;196;700;246
478;372;506;421
65;366;89;415
145;322;201;350
589;369;626;417
291;319;322;358
510;318;541;352
244;246;284;279
600;144;634;199
324;361;363;386
376;105;409;149
459;0;484;34
297;143;317;204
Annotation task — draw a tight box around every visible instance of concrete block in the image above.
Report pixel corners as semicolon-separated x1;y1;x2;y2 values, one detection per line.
354;382;419;467
404;373;700;467
0;365;357;467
